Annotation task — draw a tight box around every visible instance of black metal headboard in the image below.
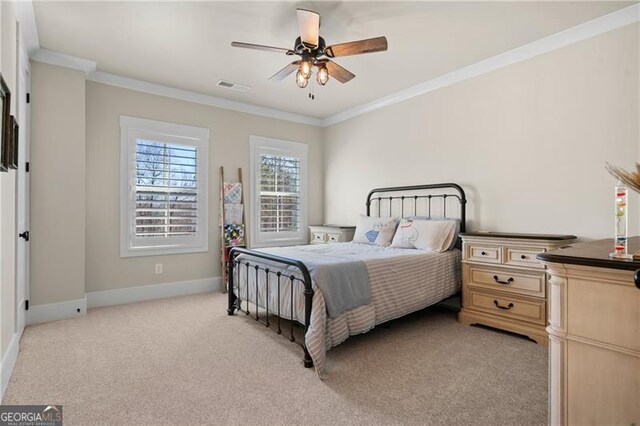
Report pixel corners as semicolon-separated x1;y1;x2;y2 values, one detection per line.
365;183;467;233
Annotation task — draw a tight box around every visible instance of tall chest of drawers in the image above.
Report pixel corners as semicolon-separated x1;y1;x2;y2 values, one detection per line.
458;232;576;345
538;239;640;426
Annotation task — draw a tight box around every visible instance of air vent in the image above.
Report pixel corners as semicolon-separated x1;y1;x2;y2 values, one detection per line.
216;80;251;92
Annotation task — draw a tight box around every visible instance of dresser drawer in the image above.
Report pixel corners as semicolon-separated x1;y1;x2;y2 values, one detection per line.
567;277;640;351
311;232;326;243
504;246;545;269
468;266;546;298
327;233;342;243
468;289;546;325
309;226;356;244
467;244;502;264
460;233;575;347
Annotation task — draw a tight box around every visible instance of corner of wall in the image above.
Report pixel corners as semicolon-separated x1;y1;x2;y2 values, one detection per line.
30;61;87;308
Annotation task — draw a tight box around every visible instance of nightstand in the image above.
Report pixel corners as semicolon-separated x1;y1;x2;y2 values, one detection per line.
309;225;355;244
458;232;576;346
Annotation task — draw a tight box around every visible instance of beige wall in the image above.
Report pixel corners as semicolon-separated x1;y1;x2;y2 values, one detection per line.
85;82;324;293
30;62;86;305
0;1;17;361
323;24;639;240
22;21;640;308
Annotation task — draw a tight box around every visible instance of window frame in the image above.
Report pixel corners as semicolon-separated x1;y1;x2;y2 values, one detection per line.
249;135;308;248
120;115;209;257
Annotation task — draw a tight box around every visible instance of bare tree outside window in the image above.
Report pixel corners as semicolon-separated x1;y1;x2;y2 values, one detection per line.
135;140;198;238
259;154;300;233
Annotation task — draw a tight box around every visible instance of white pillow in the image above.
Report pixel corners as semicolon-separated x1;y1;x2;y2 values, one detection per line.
409;217;461;251
352;215;399;246
391;219;457;252
390;219;418;249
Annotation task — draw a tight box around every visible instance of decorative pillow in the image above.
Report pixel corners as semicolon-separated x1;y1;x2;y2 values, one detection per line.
352;215;399;246
390;219;417;249
391;219;457;252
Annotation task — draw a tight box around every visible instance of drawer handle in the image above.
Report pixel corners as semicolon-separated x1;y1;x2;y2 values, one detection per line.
520;254;527;260
481;251;487;256
493;275;514;285
493;300;514;310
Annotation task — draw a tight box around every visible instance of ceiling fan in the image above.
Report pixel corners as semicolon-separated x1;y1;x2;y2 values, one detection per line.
231;8;388;93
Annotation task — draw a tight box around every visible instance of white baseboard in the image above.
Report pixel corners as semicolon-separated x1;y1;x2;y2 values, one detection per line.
2;278;219;399
1;330;22;402
86;277;221;309
17;299;27;333
24;278;220;326
28;297;88;325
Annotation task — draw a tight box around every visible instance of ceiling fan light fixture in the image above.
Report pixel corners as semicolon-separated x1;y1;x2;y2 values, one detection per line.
299;60;312;79
231;9;387;93
295;70;309;88
316;66;329;86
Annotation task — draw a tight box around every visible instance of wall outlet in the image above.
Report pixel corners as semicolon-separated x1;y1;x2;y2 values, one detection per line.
155;263;163;274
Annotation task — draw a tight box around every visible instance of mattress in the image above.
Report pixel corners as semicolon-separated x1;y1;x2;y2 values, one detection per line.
233;242;461;376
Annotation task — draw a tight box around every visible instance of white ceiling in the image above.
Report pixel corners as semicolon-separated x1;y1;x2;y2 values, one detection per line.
33;1;633;119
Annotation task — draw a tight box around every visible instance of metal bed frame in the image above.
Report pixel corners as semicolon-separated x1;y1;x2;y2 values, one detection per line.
227;183;467;368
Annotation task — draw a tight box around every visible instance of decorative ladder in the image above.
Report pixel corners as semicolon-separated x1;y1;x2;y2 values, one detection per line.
220;166;247;293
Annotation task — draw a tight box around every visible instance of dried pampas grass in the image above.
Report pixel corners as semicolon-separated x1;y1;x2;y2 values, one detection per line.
605;162;640;194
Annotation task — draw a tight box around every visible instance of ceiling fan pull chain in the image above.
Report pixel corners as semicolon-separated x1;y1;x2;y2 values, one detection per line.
309;77;315;100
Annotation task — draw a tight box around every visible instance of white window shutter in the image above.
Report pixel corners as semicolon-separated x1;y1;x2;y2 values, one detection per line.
120;116;209;257
249;136;308;248
135;141;199;237
259;154;301;233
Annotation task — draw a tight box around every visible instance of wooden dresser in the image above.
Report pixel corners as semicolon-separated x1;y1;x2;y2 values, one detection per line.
538;238;640;426
308;225;355;244
458;232;576;346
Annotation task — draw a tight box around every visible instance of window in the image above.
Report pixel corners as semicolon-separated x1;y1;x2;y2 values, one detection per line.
120;116;209;257
249;136;308;247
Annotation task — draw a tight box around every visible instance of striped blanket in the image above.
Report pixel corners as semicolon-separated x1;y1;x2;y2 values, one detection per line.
234;243;461;377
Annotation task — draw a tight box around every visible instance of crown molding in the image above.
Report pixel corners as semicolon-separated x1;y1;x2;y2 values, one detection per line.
321;3;640;127
13;0;40;56
17;0;320;126
31;48;97;76
29;48;322;126
87;71;323;127
21;1;639;128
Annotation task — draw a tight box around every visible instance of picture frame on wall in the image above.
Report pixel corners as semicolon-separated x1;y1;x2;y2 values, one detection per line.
8;115;18;169
0;74;11;172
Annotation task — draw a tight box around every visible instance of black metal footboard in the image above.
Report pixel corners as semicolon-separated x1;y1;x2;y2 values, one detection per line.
226;246;314;368
225;183;467;371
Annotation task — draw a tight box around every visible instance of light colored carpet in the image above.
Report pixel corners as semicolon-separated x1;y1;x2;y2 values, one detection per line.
3;293;547;425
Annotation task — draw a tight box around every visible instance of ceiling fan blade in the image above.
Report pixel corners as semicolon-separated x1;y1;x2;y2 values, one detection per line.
324;36;388;58
231;41;293;55
269;61;301;81
325;60;355;84
297;9;320;48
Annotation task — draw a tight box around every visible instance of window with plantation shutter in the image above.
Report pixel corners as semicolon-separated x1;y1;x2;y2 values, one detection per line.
135;141;198;237
120;116;209;257
259;154;301;233
250;136;308;247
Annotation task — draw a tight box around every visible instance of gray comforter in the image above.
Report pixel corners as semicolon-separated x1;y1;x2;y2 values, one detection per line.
244;244;371;318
